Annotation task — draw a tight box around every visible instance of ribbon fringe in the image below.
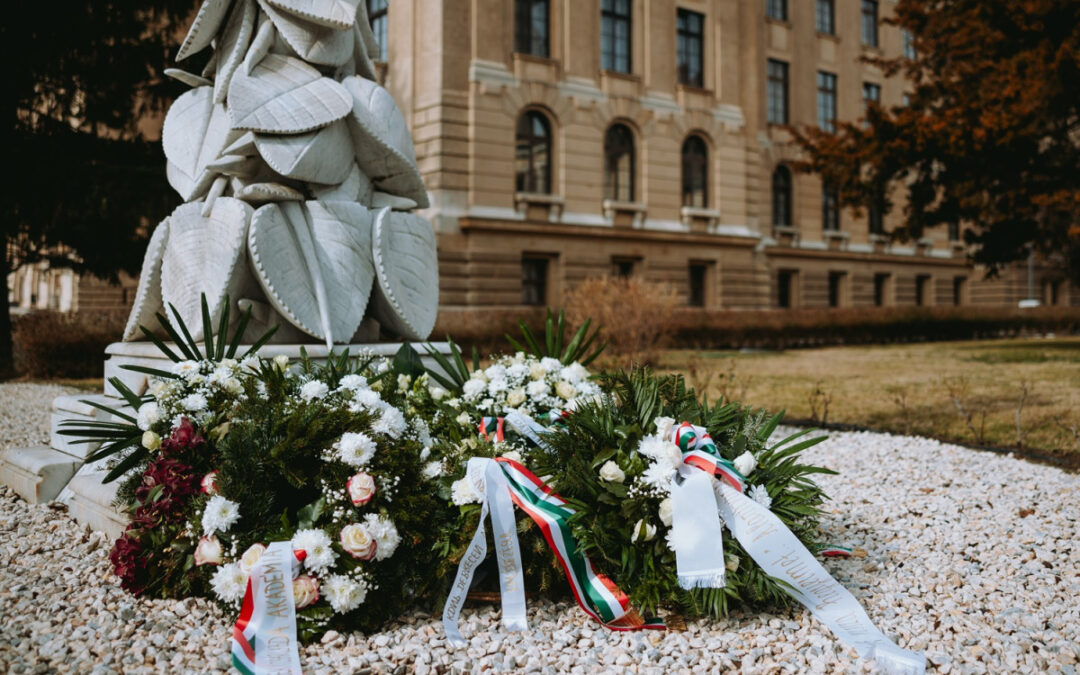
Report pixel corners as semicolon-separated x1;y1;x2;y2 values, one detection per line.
677;572;726;590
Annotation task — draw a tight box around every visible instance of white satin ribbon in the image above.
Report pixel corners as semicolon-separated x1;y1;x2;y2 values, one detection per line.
443;458;527;647
714;482;925;674
249;542;303;675
670;468;727;589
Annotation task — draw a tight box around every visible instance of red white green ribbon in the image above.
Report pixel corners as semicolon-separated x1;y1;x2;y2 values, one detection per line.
478;416;506;443
231;542;303;675
819;545;854;558
672;422;746;492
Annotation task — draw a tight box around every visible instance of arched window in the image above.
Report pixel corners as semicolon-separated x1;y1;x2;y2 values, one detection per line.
681;135;708;208
515;111;552;194
772;165;793;227
604;123;635;201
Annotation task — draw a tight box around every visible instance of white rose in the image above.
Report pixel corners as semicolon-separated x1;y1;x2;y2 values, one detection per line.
397;374;412;393
555;381;576;401
658;498;674;526
631;519;657;543
141;431;161;451
734;451;757;476
347;473;377;506
273;354;290;372
507;387;526;407
598;460;625;484
201;471;219;495
428;384;447;401
239;543;267;575
653;417;677;441
725;554;740;573
339;523;377;561
500;450;523;463
529;362;545;380
292;575;319;609
194;535;223;566
455;412;472;428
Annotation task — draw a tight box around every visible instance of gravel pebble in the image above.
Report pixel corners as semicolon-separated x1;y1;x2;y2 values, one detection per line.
1;383;1078;673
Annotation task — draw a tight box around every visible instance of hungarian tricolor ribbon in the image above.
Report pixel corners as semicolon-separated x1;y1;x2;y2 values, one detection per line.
478;416;506;443
231;541;303;675
667;421;925;675
443;457;663;647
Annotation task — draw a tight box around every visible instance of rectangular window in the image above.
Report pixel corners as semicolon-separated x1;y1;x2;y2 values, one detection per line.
861;0;879;47
868;200;884;235
952;277;965;306
601;0;632;73
688;263;708;307
863;82;881;107
368;0;388;61
902;28;916;59
521;256;549;306
612;256;637;278
676;9;704;88
873;273;890;307
947;222;960;241
766;0;788;21
822;184;839;231
915;275;931;306
817;71;837;133
777;269;795;308
828;271;845;308
515;0;550;57
767;59;789;125
816;0;835;35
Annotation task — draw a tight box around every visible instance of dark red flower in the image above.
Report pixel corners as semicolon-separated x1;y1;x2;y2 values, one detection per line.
160;417;206;456
110;533;147;595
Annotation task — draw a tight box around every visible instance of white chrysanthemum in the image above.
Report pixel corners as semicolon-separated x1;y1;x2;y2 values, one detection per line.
292;528;336;573
239;355;260;371
170;360;199;377
372;407;405;439
300;380;329;402
323;574;368;614
202;496;240;535
462;378;486;400
483;364;507;381
335;432;377;467
539;357;561;372
339;374;368;391
640;462;676;494
526;380;549;398
748;484;772;509
136;402;161;431
210;562;247;603
422;460;445;480
638;436;681;470
362;513;401;560
487;377;509;396
351;388;383;411
180;393;208;413
451;477;482;505
506;362;529;381
559;363;588;384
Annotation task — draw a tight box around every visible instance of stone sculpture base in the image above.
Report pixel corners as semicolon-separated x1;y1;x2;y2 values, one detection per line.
0;341;452;538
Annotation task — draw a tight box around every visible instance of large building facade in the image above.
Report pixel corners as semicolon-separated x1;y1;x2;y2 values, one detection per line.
373;0;1075;314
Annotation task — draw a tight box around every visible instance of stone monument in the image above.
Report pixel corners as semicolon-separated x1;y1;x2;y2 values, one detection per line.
0;0;446;534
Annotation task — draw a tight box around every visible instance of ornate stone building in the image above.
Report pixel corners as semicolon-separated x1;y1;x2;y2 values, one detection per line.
366;0;1074;315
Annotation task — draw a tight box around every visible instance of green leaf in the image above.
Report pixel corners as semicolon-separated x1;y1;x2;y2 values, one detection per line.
138;326;184;362
168;302;202;358
153;311;197;361
297;497;326;530
215;294;231;361
391;342;426;379
241;324;280;358
76;398;138;424
226;303;254;359
103;447;150;483
119;364;178;380
200;295;215;361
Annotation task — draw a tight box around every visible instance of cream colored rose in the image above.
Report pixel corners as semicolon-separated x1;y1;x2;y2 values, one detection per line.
598;460;625;483
339;524;377;560
273;354;290;372
239;543;267;575
347;473;377;506
141;431;161;451
653;416;677;441
194;535;223;566
501;450;523;463
529;362;545;380
733;451;757;476
555;380;576;400
631;519;657;543
506;387;525;407
658;498;674;526
292;575;319;609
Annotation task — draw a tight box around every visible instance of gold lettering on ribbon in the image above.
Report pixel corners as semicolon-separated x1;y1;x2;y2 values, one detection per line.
496;531;519;593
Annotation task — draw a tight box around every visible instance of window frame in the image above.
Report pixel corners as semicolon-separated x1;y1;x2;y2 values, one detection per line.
604;123;636;202
766;0;788;22
861;0;879;48
676;8;705;88
767;59;790;125
772;165;793;228
681;134;709;208
827;271;845;308
822;183;839;231
515;0;550;58
816;0;835;35
521;255;550;306
688;262;708;307
515;110;553;195
601;0;632;74
368;0;388;62
817;70;838;133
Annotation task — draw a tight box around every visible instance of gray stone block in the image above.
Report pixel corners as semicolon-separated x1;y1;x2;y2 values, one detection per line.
0;446;81;504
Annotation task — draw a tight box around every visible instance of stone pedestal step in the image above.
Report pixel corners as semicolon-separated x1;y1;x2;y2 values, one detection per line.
0;446;81;504
63;471;127;540
50;394;133;460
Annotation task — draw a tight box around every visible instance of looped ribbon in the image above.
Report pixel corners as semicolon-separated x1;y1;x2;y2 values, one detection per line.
442;456;664;647
667;422;926;675
478;416;506;443
231;542;304;675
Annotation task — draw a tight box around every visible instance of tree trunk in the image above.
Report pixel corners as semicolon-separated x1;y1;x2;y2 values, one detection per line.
0;236;13;379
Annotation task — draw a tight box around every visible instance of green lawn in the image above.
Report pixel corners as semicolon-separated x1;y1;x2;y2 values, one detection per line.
658;337;1080;468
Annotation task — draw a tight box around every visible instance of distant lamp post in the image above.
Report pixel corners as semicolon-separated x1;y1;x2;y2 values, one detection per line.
1018;244;1041;308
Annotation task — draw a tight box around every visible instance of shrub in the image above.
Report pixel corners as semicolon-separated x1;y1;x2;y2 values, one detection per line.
13;310;127;379
564;276;677;365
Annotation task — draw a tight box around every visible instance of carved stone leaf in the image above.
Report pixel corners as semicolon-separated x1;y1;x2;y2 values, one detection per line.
228;54;352;133
122;218;170;341
371;192;417;211
370;209;439;340
214;0;257;104
308;161;372;202
222;131;258;156
162;86;233;201
160;197;254;340
355;0;379;58
260;0;354;66
254;119;352;183
177;0;234;61
343;76;429;208
164;68;212;88
265;0;361;29
205;154;262;177
248;201;374;340
234;181;305;203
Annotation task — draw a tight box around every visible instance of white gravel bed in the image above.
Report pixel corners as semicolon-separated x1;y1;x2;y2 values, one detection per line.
1;383;1078;674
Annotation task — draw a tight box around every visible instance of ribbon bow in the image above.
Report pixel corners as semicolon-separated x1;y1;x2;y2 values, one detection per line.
672;422;746;492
